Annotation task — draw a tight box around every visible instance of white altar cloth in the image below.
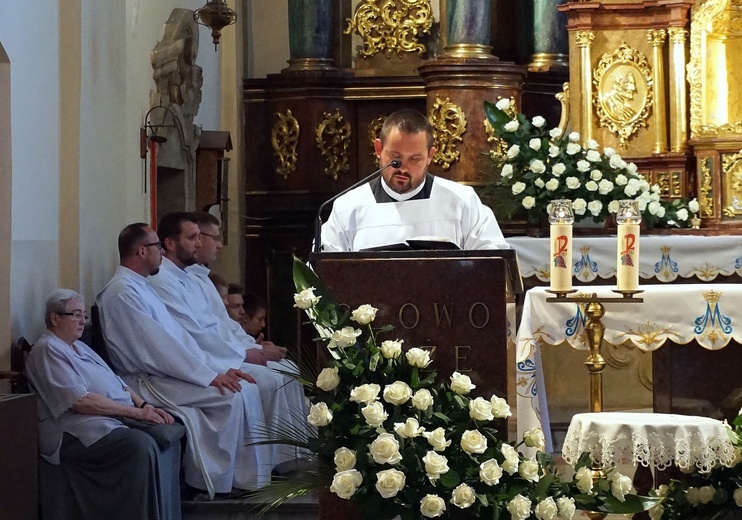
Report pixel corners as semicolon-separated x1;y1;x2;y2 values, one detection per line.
562;412;735;473
515;285;742;454
507;235;742;283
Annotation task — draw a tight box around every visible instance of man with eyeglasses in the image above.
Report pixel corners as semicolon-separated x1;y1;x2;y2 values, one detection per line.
148;212;309;473
96;222;272;497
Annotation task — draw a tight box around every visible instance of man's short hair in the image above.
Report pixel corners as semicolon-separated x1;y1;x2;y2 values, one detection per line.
157;212;197;244
193;211;220;228
242;292;267;317
118;222;149;260
380;109;434;150
209;273;228;291
227;283;243;295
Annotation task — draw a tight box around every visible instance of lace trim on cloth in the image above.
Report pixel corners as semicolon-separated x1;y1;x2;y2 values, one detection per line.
562;430;736;473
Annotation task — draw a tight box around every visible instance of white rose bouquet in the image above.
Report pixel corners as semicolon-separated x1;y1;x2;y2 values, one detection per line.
483;98;693;228
256;257;660;520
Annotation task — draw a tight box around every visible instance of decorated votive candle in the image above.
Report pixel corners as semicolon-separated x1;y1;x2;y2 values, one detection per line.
616;199;641;291
548;199;574;292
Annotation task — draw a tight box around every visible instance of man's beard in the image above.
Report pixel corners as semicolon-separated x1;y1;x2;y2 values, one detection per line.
176;247;197;267
150;266;160;276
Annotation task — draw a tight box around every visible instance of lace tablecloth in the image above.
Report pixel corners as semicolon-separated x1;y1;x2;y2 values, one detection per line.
562;412;736;473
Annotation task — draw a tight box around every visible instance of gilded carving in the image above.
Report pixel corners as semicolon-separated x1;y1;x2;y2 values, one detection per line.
593;43;654;146
722;149;742;217
647;29;667;47
368;116;386;162
575;31;595;48
345;0;434;58
671;172;683;197
555;82;571;136
483;118;507;160
656;173;670;196
315;109;351;181
429;96;466;170
699;157;715;217
270;110;300;179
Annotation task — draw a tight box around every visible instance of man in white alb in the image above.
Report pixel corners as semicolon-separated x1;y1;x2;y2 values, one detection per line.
148;212;307;470
320;108;509;252
96;222;271;498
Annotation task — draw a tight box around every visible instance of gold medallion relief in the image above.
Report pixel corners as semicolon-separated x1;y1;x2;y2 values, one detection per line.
593;43;654;146
271;110;300;180
315;109;351;181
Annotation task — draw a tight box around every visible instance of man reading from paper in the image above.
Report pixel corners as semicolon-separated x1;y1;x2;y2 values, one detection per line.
320;108;509;252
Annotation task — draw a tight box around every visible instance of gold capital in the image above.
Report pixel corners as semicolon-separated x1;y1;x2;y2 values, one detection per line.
667;28;688;45
575;31;595;48
646;29;667;47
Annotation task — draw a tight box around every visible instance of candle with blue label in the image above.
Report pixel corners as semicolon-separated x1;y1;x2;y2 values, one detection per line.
616;199;641;291
549;199;574;292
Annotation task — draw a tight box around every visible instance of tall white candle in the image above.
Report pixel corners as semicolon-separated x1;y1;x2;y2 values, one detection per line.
617;223;640;291
550;223;572;292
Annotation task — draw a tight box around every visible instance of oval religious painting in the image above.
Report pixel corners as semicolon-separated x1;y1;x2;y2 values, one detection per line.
597;62;648;125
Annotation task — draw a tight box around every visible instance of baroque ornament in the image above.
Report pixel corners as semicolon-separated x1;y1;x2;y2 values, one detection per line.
315;109;351;181
722;150;742;217
271;110;300;179
345;0;433;58
593;43;654;146
429;96;466;171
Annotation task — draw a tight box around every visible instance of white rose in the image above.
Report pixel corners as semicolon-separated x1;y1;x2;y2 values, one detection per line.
598;179;614;195
566;142;581;155
586;150;602;163
529;115;545;128
575;466;593;494
490;395;512;418
624;179;640;197
479;458;503;485
590;169;602;181
588;200;603;216
549;144;560;157
648;200;662;215
585;180;598;192
549;127;562;138
648;504;664;520
523;427;545;449
608;200;620;214
522;196;536;210
675;208;688;222
610;472;634;502
501;163;514;179
699;485;715;504
406;347;432;368
329;326;362;348
424;427;451;452
375;468;406;498
412;388;434;410
496;98;511;110
512;182;527;195
469;397;495;421
450;483;476;509
552;163;566;176
519;458;540;482
529;138;542;151
380;339;403;359
565;177;581;189
450;371;476;394
531;159;546;173
609;153;624;169
535;497;559;520
572;198;587;215
422;451;449;480
394;417;425;438
504;120;519;132
294;287;320;309
587;139;600;150
460;429;488;454
369;433;402;464
568;131;580;142
689;198;700;213
557;497;576;520
334;447;357;471
603;147;616;157
507;494;533;520
350;383;381;404
733;487;742;506
351;304;377;325
307;402;333;426
577;160;591;172
316;367;340;391
501;443;520;474
383;381;412;405
615;174;628;186
656;205;666;218
507;144;521;158
545;178;559;191
535;179;545;190
686;487;701;506
329;469;362;499
361;401;388;427
639;180;650;192
420;494;446;518
627;162;638;174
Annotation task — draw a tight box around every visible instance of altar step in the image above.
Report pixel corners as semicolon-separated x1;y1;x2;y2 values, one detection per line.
183;494;319;520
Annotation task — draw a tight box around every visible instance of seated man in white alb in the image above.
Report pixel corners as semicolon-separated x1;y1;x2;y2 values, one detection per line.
320;108;509;252
148;212;307;470
96;222;271;498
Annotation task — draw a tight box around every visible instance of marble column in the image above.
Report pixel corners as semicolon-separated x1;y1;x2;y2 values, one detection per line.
526;0;569;71
443;0;493;58
284;0;334;72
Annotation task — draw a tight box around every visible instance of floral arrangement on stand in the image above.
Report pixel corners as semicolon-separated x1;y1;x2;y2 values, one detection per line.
483;98;696;229
276;256;659;520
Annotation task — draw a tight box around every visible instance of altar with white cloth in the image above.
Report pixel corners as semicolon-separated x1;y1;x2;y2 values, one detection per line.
515;284;742;454
507;235;742;283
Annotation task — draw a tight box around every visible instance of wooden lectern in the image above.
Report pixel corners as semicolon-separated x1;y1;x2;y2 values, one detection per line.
310;249;522;404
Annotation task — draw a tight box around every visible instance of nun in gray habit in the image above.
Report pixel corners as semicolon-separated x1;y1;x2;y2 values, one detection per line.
25;289;185;520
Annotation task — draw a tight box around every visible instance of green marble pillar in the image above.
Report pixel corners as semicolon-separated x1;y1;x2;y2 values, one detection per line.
285;0;334;71
443;0;493;59
526;0;568;71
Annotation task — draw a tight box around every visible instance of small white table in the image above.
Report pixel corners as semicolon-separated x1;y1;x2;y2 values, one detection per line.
562;412;736;473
